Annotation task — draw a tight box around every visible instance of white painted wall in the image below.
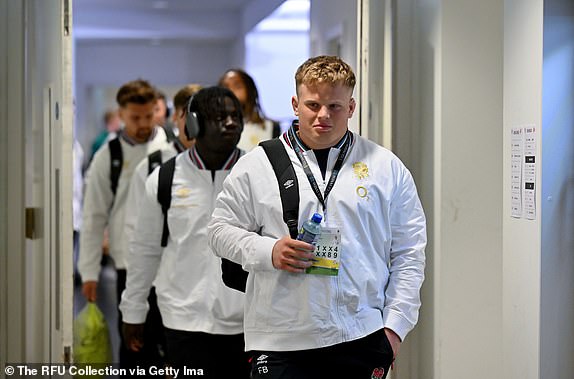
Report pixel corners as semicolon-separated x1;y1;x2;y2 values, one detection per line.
0;0;27;366
395;1;441;377
503;1;543;378
309;0;358;132
439;2;504;378
1;0;73;365
309;0;357;64
394;0;505;378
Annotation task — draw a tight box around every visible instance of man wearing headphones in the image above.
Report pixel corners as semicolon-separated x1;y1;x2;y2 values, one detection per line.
119;87;249;378
119;83;202;371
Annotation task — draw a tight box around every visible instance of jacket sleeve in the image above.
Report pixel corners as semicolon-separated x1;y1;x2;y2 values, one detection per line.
78;147;114;282
208;154;277;273
119;169;164;324
382;161;427;341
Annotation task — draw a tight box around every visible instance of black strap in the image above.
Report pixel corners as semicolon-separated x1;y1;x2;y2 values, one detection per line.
287;127;350;212
148;150;163;175
108;137;123;195
260;138;300;239
157;156;176;247
271;121;281;138
162;122;177;142
162;122;187;152
221;139;300;293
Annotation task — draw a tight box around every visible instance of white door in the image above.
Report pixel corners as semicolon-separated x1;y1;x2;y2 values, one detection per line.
357;0;393;148
0;0;74;367
356;1;419;378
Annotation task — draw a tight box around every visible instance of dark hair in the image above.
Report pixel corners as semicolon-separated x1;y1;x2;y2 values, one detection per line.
218;68;265;124
188;86;243;138
116;79;157;107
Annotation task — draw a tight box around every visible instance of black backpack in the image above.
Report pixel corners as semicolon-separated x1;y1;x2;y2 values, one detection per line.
108;137;163;195
220;138;300;292
154;139;299;292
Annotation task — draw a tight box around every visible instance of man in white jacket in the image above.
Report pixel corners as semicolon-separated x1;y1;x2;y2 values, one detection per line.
208;56;426;379
123;83;203;244
118;83;202;371
120;86;249;378
78;79;169;369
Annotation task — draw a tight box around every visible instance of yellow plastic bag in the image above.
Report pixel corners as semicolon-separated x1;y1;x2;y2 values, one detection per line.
73;302;112;374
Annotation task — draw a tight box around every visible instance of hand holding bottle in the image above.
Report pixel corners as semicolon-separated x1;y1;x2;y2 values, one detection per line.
272;213;323;273
272;236;316;273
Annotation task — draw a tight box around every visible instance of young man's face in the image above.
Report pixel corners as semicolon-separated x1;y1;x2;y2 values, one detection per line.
119;102;156;143
292;82;356;149
198;96;243;153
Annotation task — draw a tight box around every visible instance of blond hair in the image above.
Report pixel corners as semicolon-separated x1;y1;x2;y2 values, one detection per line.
295;55;356;93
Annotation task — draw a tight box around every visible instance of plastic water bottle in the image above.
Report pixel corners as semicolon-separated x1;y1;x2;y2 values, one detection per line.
297;213;323;244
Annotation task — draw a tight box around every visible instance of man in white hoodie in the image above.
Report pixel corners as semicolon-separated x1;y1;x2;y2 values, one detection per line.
78;79;169;369
208;56;426;379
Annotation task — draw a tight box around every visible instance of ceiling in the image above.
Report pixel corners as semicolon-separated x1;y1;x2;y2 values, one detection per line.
72;0;308;44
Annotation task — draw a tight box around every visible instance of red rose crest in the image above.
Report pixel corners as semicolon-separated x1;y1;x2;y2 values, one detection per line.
371;367;385;379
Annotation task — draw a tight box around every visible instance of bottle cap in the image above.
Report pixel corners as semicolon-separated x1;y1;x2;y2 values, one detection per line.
311;213;323;223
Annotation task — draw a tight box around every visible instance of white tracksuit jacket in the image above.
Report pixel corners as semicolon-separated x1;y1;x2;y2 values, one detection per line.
120;147;245;334
78;128;169;282
123;143;179;247
208;131;426;351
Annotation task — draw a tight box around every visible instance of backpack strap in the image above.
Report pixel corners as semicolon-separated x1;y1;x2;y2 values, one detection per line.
221;139;300;293
271;121;282;139
260;139;300;239
157;156;176;247
162;123;177;143
108;137;123;195
148;149;163;175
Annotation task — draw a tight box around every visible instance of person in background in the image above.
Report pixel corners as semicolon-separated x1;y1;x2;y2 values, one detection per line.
78;78;170;370
155;89;179;144
208;56;426;379
73;139;85;286
118;83;203;372
219;68;280;151
90;109;122;161
124;83;203;238
120;86;249;378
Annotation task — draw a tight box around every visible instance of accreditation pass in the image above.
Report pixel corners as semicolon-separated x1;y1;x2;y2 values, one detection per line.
306;227;341;276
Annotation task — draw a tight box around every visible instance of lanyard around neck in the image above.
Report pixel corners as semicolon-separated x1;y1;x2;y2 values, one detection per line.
287;126;351;211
